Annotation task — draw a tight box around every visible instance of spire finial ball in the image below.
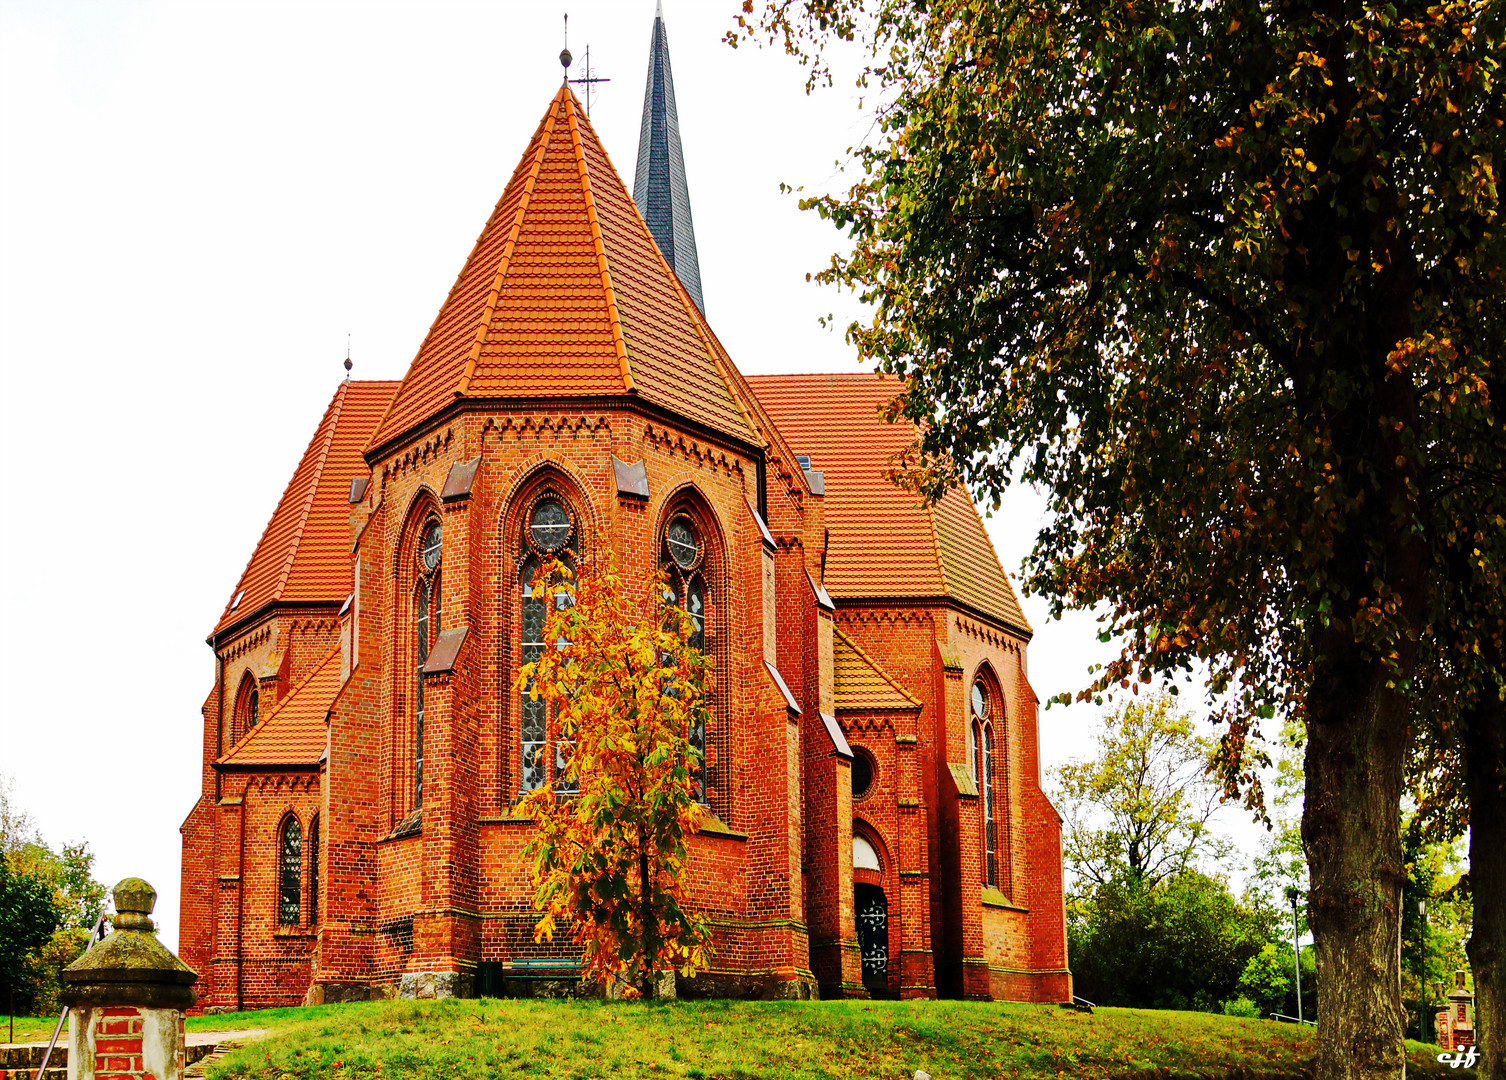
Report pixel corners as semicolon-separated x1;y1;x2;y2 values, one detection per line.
560;48;572;70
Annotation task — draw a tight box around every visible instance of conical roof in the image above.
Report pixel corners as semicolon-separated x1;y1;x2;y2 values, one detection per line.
368;87;751;453
634;3;705;313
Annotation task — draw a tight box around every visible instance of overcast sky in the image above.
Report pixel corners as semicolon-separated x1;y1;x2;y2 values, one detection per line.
0;0;1268;952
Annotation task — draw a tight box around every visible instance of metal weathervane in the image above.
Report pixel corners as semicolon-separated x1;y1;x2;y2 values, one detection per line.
560;14;609;117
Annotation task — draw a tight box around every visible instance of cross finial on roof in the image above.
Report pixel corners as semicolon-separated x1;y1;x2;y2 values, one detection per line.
344;334;352;379
568;43;611;117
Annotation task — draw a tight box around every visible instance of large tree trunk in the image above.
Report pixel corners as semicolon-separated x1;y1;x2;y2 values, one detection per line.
1304;667;1410;1080
1465;694;1506;1080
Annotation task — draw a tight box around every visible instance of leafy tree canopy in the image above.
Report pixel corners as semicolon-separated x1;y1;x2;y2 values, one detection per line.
732;4;1502;1074
518;557;714;999
1054;693;1232;890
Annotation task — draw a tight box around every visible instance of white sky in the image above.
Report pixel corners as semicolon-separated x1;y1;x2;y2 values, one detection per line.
0;0;1264;953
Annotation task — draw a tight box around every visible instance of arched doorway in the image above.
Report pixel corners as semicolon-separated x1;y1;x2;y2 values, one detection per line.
855;882;889;994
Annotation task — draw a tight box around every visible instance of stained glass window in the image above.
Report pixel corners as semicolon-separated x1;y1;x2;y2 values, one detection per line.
666;518;698;569
529;501;572;552
520;556;546;792
415;580;429;807
279;817;302;925
248;689;258;730
972;681;988;720
981;723;997;887
421;520;443;571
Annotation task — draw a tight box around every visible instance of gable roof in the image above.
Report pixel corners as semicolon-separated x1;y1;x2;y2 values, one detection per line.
833;629;921;711
212;380;397;638
747;373;1030;634
367;86;754;453
217;645;340;768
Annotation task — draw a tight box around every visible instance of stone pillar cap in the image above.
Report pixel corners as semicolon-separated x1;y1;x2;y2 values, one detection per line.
61;877;198;1010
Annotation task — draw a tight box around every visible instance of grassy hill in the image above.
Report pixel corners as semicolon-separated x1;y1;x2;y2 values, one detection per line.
182;998;1470;1080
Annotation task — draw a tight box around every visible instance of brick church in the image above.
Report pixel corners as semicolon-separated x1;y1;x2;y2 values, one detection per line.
179;8;1070;1009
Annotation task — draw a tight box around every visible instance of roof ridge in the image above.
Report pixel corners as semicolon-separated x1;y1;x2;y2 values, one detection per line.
455;93;561;398
612;171;808;488
566;92;635;394
834;627;922;707
366;104;559;450
272;381;346;600
221;642;341;760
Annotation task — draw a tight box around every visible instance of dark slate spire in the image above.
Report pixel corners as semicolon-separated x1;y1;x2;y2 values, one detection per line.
633;1;705;313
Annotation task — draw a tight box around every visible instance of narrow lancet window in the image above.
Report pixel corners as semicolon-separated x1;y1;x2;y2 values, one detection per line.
519;498;576;795
307;815;320;927
663;514;708;802
278;816;302;925
414;517;441;808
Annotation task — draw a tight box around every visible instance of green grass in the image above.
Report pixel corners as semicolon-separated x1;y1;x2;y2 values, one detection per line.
183;998;1472;1080
4;1001;1473;1079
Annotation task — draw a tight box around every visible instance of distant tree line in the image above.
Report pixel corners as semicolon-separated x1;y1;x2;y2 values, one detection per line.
1057;697;1468;1028
0;776;108;1017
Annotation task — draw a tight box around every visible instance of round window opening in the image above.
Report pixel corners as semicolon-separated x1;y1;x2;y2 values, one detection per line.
852;749;876;800
421;520;443;571
971;681;989;720
666;518;699;569
529;501;573;553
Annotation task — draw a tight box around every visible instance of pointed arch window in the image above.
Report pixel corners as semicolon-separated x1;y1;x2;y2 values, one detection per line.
278;816;302;925
413;517;442;809
307;815;320;928
519;498;576;796
233;675;259;743
972;679;998;887
662;514;708;802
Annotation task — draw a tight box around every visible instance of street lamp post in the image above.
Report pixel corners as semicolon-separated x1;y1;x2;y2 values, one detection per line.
1420;899;1429;1043
1286;887;1303;1024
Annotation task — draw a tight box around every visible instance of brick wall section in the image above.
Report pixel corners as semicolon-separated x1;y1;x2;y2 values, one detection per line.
185;404;1067;1007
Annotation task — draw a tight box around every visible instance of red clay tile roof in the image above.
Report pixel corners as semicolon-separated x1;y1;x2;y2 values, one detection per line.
747;373;1030;633
217;645;340;767
213;380;397;636
368;87;755;453
833;629;921;711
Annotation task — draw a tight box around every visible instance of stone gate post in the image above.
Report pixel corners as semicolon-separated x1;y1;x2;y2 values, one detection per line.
60;878;198;1080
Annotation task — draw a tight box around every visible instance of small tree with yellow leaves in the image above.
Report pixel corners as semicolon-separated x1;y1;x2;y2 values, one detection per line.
516;555;714;999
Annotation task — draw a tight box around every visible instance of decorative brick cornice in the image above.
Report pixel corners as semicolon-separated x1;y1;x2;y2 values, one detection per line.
219;625;273;661
835;608;935;630
643;424;745;479
486;414;611;442
954;615;1024;653
380;427;456;485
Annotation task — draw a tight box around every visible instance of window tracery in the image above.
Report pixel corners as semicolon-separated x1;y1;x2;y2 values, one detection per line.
661;512;708;802
972;677;999;887
278;815;302;925
413;515;442;809
519;496;577;796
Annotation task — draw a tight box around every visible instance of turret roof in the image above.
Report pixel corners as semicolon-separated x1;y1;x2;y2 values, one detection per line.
368;87;752;453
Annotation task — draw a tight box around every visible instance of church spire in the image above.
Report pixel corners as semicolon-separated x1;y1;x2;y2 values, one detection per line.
633;2;705;313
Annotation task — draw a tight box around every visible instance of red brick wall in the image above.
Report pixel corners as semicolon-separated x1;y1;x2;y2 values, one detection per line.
184;403;1066;1007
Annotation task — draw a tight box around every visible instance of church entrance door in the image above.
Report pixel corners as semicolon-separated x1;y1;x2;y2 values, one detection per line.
855;883;889;994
